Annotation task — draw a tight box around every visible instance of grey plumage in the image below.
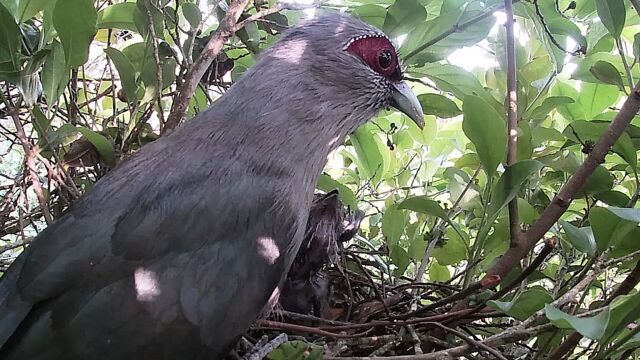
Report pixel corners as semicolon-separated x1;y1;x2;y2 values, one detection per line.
0;13;423;359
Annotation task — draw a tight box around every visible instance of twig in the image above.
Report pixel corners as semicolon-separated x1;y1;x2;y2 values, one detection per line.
164;0;252;133
145;4;165;131
0;91;52;224
414;167;480;282
323;323;555;359
425;322;508;360
243;333;288;360
532;0;584;56
351;255;391;318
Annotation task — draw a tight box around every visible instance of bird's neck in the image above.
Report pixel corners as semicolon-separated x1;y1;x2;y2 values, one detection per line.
195;72;373;190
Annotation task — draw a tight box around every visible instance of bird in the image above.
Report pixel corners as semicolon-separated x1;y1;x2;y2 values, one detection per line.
279;190;364;317
0;13;424;360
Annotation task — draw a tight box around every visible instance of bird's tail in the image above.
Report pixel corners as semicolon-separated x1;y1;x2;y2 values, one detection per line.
0;252;32;349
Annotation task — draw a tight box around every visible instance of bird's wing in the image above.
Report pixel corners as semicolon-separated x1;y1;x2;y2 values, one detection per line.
0;145;302;353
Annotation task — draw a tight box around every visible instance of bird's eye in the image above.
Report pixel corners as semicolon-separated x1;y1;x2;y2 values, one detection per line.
378;50;392;69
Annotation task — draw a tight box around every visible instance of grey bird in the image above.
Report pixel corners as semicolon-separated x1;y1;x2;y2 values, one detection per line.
0;13;423;360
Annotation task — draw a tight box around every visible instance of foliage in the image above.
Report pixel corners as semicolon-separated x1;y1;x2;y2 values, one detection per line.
1;0;640;358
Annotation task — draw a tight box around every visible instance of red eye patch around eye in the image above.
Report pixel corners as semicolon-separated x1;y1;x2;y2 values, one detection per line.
346;36;398;78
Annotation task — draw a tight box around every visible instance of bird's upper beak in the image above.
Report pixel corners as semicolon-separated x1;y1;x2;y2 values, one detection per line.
390;81;424;129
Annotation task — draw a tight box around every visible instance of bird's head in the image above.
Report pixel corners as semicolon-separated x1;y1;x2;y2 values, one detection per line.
255;13;424;130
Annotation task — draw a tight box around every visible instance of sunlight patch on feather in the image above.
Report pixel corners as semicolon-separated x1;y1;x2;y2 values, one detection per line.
134;267;161;302
257;236;281;265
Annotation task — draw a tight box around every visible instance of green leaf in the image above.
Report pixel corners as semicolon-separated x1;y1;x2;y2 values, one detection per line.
410;63;502;112
58;125;116;167
429;262;450;282
417;93;461;118
180;2;201;30
527;96;575;122
104;47;138;104
606;207;640;223
97;2;138;32
133;0;164;39
390;244;411;277
382;0;427;37
594;191;631;207
590;60;625;91
0;2;21;69
545;304;610;340
382;204;404;247
31;105;51;148
17;0;48;22
397;196;448;219
590;207;637;252
560;221;596;256
553;81;620;121
462;95;506;178
350;125;386;184
487;160;544;220
488;287;553;321
563;120;637;171
595;0;626;38
432;227;468;266
602;292;640;344
401;3;494;64
236;20;260;53
266;340;322;360
41;40;67;106
352;4;386;29
316;174;357;209
53;0;97;67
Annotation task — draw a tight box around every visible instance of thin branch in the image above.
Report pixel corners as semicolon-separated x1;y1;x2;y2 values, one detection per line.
145;4;166;131
0;91;52;224
163;0;252;133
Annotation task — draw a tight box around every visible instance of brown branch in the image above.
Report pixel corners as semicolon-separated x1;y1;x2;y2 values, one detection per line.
163;0;252;133
485;81;640;281
0;92;52;224
163;1;325;133
504;0;521;247
425;322;508;360
323;323;555;360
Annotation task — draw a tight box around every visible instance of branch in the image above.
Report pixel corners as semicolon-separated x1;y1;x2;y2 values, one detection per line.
0;91;52;224
163;1;325;133
145;5;165;131
323;323;555;359
504;0;521;247
485;81;640;281
163;0;252;133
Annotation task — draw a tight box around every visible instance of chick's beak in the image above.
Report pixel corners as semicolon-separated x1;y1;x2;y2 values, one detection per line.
390;81;424;129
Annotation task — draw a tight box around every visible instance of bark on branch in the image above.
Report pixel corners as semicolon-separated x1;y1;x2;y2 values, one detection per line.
163;0;252;133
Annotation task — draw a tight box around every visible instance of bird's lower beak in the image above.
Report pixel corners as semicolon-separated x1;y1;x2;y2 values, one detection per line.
390;81;424;129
